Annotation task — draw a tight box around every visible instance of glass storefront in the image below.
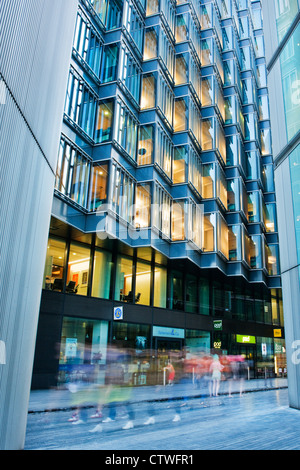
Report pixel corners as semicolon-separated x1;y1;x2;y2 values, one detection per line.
58;317;109;385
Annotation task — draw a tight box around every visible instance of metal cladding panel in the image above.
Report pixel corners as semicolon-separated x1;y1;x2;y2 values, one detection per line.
0;0;78;450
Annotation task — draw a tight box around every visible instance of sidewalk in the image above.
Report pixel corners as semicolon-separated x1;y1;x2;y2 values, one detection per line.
28;377;288;414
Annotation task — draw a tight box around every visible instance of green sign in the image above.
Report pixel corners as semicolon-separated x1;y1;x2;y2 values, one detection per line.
236;334;256;344
213;320;222;331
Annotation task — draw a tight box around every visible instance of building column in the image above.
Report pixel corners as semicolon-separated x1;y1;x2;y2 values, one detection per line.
0;0;78;449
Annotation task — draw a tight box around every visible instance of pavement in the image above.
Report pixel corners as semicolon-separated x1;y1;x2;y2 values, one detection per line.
26;377;300;451
28;376;288;413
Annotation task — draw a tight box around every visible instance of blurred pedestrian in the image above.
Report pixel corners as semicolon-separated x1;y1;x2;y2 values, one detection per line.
209;355;224;397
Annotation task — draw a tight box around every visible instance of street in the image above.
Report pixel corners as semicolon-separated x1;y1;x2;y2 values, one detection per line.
24;388;300;450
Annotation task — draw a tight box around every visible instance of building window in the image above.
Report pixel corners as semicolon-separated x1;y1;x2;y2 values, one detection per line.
218;215;229;258
155;124;173;178
188;146;202;195
265;244;280;276
153;183;171;238
141;73;155;109
170;270;184;310
154;265;167;308
229;225;242;261
186;274;198;313
146;0;159;16
43;238;66;291
123;0;144;53
174;97;188;132
55;137;90;209
73;10;102;76
172;200;186;241
92;249;112;299
203;213;216;252
135;184;151;228
101;43;119;83
157;72;174;125
138;125;154;165
110;162;135;224
175;53;188;85
94;99;114;143
88;163;108;211
173;146;187;184
248;191;261;223
115;255;133;301
203;163;215;199
144;27;158;60
120;44;141;102
135;260;151;305
64;69;98;138
115;99;138;160
67;243;91;295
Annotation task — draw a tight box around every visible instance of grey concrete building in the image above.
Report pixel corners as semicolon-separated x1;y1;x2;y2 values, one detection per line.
0;0;78;450
262;0;300;409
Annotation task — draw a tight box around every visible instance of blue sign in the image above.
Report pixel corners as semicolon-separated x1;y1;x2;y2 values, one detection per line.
152;326;185;339
113;306;123;320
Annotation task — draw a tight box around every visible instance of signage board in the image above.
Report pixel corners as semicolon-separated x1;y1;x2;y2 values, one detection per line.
152;326;185;339
213;320;222;331
236;334;256;344
274;329;282;338
113;306;123;320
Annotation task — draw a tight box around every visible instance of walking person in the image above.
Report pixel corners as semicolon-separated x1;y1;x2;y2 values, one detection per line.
209;355;224;397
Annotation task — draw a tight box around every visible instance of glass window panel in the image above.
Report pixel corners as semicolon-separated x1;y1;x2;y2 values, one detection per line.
260;128;272;155
154;265;167;308
176;13;189;42
92;249;112;299
58;317;109;384
173;146;187;184
229;225;242;261
266;245;280;276
203;163;215;198
101;44;119;83
203;214;216;251
174;98;188;131
43;238;66;290
218;216;228;258
115;255;133;302
136;261;151;305
89;163;108;211
202;118;214;150
146;0;159;15
138;125;154;165
172;201;185;241
171;270;184;310
135;184;151;228
201;76;213;106
248;191;261;223
94;100;113;143
141;74;155;109
144;27;158;60
67;243;91;296
186;274;198;313
249;235;263;269
175;53;188;85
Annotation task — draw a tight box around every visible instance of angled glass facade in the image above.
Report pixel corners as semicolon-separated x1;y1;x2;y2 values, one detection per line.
33;0;285;389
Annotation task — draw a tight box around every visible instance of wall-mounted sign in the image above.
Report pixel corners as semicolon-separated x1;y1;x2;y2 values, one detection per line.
113;306;123;320
236;334;256;344
274;329;282;338
153;326;185;339
213;320;222;331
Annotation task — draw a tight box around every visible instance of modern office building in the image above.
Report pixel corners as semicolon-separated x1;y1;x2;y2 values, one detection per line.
262;0;300;409
32;0;285;390
0;0;78;450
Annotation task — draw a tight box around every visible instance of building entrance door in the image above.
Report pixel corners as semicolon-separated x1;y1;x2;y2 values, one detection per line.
155;338;183;385
236;344;256;379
